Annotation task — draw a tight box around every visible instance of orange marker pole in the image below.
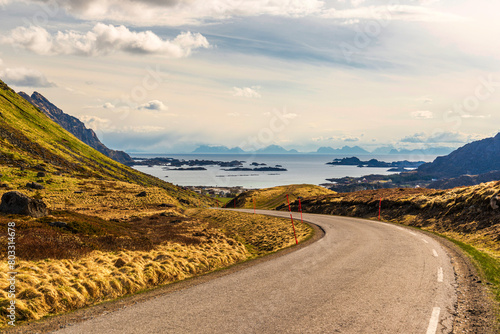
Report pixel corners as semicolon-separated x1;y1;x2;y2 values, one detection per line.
286;194;298;245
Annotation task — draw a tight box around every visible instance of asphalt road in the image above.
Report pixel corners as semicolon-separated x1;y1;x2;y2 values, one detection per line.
55;210;457;334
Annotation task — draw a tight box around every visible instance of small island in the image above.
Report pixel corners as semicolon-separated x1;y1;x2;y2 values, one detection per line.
164;167;207;171
223;166;287;172
327;157;425;170
133;157;244;168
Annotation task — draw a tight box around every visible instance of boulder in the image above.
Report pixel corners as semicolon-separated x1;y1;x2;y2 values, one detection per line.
114;258;126;268
36;172;46;178
48;221;74;232
48;221;68;228
136;191;147;197
491;193;499;210
26;182;45;190
0;191;48;217
158;203;175;208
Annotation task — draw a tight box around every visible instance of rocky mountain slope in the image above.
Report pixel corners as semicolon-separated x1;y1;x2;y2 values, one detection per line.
418;133;500;178
18;91;133;165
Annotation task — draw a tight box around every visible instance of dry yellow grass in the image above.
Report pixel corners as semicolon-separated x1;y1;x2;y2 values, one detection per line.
0;209;314;328
189;209;313;256
231;184;335;210
0;166;191;220
0;235;248;324
296;181;500;259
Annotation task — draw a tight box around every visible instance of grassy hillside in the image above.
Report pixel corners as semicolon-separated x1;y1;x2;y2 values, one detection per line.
285;183;500;255
0;80;211;207
227;184;335;210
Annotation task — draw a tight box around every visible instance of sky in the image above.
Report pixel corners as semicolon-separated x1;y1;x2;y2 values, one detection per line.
0;0;499;153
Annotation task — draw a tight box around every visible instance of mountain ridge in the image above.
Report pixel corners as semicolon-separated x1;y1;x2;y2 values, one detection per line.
0;79;209;206
18;91;133;165
418;132;500;178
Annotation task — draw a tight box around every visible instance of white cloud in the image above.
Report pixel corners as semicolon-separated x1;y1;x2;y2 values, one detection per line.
102;102;115;109
282;112;298;119
232;86;261;98
0;67;56;87
139;100;168;111
121;125;165;133
400;131;483;144
79;115;113;132
227;112;240;117
0;0;11;6
461;114;491;119
3;24;209;57
312;135;359;142
78;115;165;133
30;0;325;26
322;5;464;22
343;137;359;142
411;110;433;119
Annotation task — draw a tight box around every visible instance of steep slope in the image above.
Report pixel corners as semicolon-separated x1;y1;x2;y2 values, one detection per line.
0;80;210;206
18;91;133;165
418;133;500;178
227;184;335;209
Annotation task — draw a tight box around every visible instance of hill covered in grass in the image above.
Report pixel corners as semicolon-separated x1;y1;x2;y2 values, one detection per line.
227;184;335;210
0;80;209;207
283;183;500;255
418;133;500;179
18;91;133;165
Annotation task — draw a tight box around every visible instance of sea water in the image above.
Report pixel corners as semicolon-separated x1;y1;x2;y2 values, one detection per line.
131;154;437;189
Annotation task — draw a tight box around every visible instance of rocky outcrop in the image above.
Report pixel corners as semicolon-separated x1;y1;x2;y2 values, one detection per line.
26;182;45;190
0;191;48;217
18;91;133;165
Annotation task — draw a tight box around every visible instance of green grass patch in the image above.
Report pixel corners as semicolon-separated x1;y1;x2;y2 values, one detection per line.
215;197;233;204
447;237;500;304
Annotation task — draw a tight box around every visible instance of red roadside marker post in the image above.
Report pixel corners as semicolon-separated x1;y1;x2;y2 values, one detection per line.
286;194;299;245
378;198;382;221
299;198;303;224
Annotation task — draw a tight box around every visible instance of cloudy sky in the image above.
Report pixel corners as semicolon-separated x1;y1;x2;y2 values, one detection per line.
0;0;499;153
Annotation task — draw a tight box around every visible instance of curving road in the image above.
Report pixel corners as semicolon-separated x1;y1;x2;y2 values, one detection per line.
55;210;457;334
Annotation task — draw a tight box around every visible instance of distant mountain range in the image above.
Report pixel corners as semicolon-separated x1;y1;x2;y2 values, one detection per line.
193;145;246;154
193;145;299;154
18;92;133;165
191;144;454;155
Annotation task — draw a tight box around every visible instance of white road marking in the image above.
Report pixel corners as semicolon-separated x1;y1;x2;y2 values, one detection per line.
409;232;417;236
437;267;444;283
422;239;429;244
426;307;441;334
432;249;438;257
